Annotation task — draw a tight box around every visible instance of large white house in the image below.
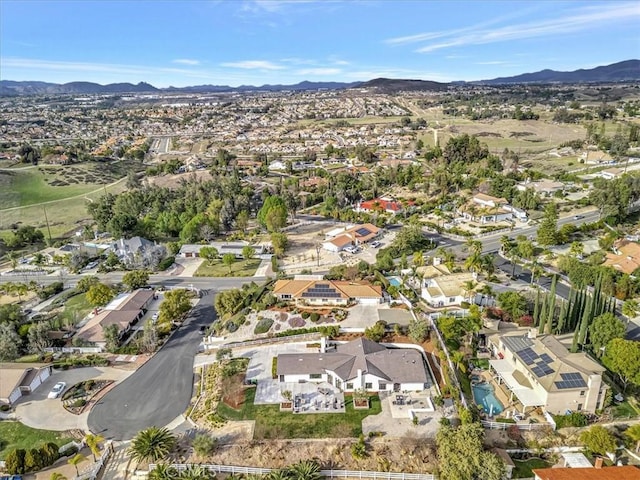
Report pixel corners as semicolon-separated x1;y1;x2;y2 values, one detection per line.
277;338;432;393
457;193;519;224
322;223;380;253
422;272;478;307
488;329;607;415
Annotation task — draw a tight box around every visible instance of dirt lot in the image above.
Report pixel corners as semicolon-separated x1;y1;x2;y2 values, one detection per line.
146;170;213;189
191;435;438;473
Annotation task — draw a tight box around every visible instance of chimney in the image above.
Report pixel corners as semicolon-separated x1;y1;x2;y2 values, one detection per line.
594;457;603;469
528;328;538;339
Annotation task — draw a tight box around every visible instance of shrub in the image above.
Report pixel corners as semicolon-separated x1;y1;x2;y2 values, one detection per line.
72;398;87;408
24;448;44;471
310;312;320;323
38;281;64;300
301;311;310;319
4;448;26;474
193;433;217;457
554;411;588;428
288;316;306;328
254;317;274;334
225;321;239;333
351;434;368;460
157;256;175;271
272;357;278;379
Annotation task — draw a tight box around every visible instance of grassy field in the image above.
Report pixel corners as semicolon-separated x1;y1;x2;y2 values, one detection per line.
217;387;381;439
0;176;128;239
0;421;73;460
512;458;553;478
194;258;261;277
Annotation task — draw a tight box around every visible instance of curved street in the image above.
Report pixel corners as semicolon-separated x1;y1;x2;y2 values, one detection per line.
87;297;215;440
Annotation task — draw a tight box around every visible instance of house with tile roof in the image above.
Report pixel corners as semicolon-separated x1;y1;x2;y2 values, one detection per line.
322;223;380;252
603;239;640;275
273;277;383;306
355;197;414;215
488;329;607;414
74;289;154;351
277;337;431;392
533;465;640;480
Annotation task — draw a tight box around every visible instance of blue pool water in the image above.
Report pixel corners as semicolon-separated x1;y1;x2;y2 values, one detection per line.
388;277;401;287
472;382;504;415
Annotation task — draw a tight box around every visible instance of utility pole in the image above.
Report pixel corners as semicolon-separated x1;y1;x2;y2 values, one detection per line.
43;206;52;245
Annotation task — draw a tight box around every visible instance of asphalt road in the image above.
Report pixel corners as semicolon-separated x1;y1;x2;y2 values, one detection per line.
87;295;217;440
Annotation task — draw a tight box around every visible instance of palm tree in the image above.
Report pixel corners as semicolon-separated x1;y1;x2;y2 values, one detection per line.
480;254;495;279
4;251;19;269
623;300;639;319
529;261;544;285
477;284;494;307
626;424;640;453
464;252;482;273
287;460;322;480
466;239;482;257
462;280;478;304
85;433;105;461
268;469;290;480
50;473;68;480
148;464;179;480
451;350;467;373
68;453;85;476
129;427;177;465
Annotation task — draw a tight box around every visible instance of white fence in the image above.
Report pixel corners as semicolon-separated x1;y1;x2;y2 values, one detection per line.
481;420;554;431
150;464;436;480
74;441;113;480
46;346;103;354
220;332;323;348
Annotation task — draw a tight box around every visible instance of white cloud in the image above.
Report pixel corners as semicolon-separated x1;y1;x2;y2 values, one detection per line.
296;68;341;76
173;59;200;65
414;3;640;53
220;60;285;70
240;0;317;14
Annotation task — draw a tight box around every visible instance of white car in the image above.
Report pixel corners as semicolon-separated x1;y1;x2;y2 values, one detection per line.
151;312;159;322
48;381;66;399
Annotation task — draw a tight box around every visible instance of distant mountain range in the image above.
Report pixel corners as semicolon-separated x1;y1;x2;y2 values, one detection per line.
0;60;638;96
480;59;640;84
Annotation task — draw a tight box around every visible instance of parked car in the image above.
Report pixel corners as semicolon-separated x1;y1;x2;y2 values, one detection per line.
573;215;584;220
371;241;382;248
47;381;66;399
151;312;159;322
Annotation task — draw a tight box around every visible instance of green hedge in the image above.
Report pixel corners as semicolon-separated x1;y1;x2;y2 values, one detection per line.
254;317;274;335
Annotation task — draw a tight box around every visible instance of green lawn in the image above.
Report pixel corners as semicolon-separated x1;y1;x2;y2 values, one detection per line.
0;421;73;460
194;258;261;277
512;458;553;478
217;387;381;439
57;293;92;327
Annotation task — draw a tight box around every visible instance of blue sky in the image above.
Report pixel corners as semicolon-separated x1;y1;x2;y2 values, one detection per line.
1;0;638;87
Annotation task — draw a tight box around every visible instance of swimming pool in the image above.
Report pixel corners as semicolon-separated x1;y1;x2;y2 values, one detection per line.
387;277;401;287
472;382;504;415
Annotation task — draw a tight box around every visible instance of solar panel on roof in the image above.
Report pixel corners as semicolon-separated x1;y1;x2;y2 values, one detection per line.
355;227;371;236
539;353;553;364
517;347;539;365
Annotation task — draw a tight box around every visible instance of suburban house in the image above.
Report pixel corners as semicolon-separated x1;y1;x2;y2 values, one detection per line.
74;289;154;350
516;180;565;197
581;150;613;165
457;193;516;224
0;363;52;406
273;276;383;306
488;329;607;415
533;464;640;480
179;240;266;259
599;167;624;180
355;197;414;215
111;236;165;267
603;239;640;275
277;337;431;392
421;272;478;307
322;223;380;252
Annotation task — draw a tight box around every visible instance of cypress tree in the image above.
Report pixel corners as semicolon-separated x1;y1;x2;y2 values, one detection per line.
556;299;568;334
577;295;593;347
539;293;548;333
546;275;558;334
533;288;541;326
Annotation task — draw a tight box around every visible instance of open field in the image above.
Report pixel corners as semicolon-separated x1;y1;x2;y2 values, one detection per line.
194;258;261;277
0;421;73;460
217;387;381;439
419;118;586;154
0;177;128;239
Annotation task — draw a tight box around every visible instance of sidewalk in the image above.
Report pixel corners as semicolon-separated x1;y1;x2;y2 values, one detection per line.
100;441;131;480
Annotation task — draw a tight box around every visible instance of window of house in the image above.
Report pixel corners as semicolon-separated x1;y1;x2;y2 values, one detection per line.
282;294;291;299
310;373;321;379
449;297;455;303
379;382;387;390
365;382;372;390
346;383;354;390
335;379;342;389
580;391;585;396
577;403;583;411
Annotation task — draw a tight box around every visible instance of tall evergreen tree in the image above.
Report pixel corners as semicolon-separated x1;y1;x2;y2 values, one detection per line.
533;288;541;326
546;275;558;334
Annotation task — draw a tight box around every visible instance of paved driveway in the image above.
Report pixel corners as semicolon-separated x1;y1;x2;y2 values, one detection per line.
14;366;132;431
88;297;216;440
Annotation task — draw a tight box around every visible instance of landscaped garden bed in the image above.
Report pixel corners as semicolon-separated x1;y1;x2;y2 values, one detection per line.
62;379;113;414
